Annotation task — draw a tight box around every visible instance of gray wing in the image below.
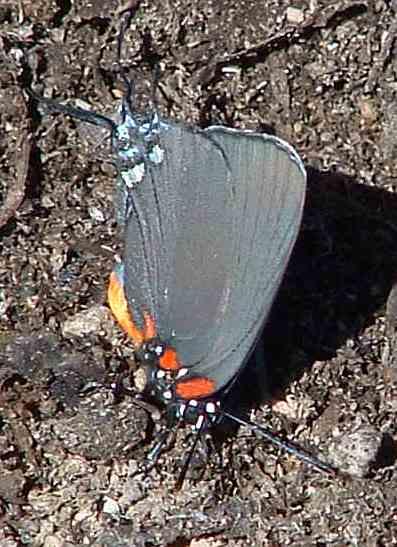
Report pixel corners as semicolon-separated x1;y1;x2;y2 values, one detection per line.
123;122;306;391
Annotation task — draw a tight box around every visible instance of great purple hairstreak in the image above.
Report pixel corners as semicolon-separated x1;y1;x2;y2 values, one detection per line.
29;8;336;483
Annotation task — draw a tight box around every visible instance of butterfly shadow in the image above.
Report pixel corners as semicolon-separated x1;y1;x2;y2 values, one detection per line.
223;167;397;428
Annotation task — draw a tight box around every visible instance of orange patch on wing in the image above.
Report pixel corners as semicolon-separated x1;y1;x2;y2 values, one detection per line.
143;311;157;340
159;347;181;371
107;271;144;346
176;377;216;399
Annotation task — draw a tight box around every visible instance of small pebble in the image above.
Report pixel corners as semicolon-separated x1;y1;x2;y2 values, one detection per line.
329;425;382;477
62;305;111;338
286;6;305;25
43;536;64;547
102;496;121;519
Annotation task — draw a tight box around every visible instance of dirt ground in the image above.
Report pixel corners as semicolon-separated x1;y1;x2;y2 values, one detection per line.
1;0;397;545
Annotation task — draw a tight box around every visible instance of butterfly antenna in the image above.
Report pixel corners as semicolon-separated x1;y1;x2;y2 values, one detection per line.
117;5;139;117
147;62;161;133
28;89;117;132
222;410;337;476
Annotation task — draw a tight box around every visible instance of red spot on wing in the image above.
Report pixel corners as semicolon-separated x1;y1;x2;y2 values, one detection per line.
175;377;216;399
107;271;144;346
159;347;181;371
